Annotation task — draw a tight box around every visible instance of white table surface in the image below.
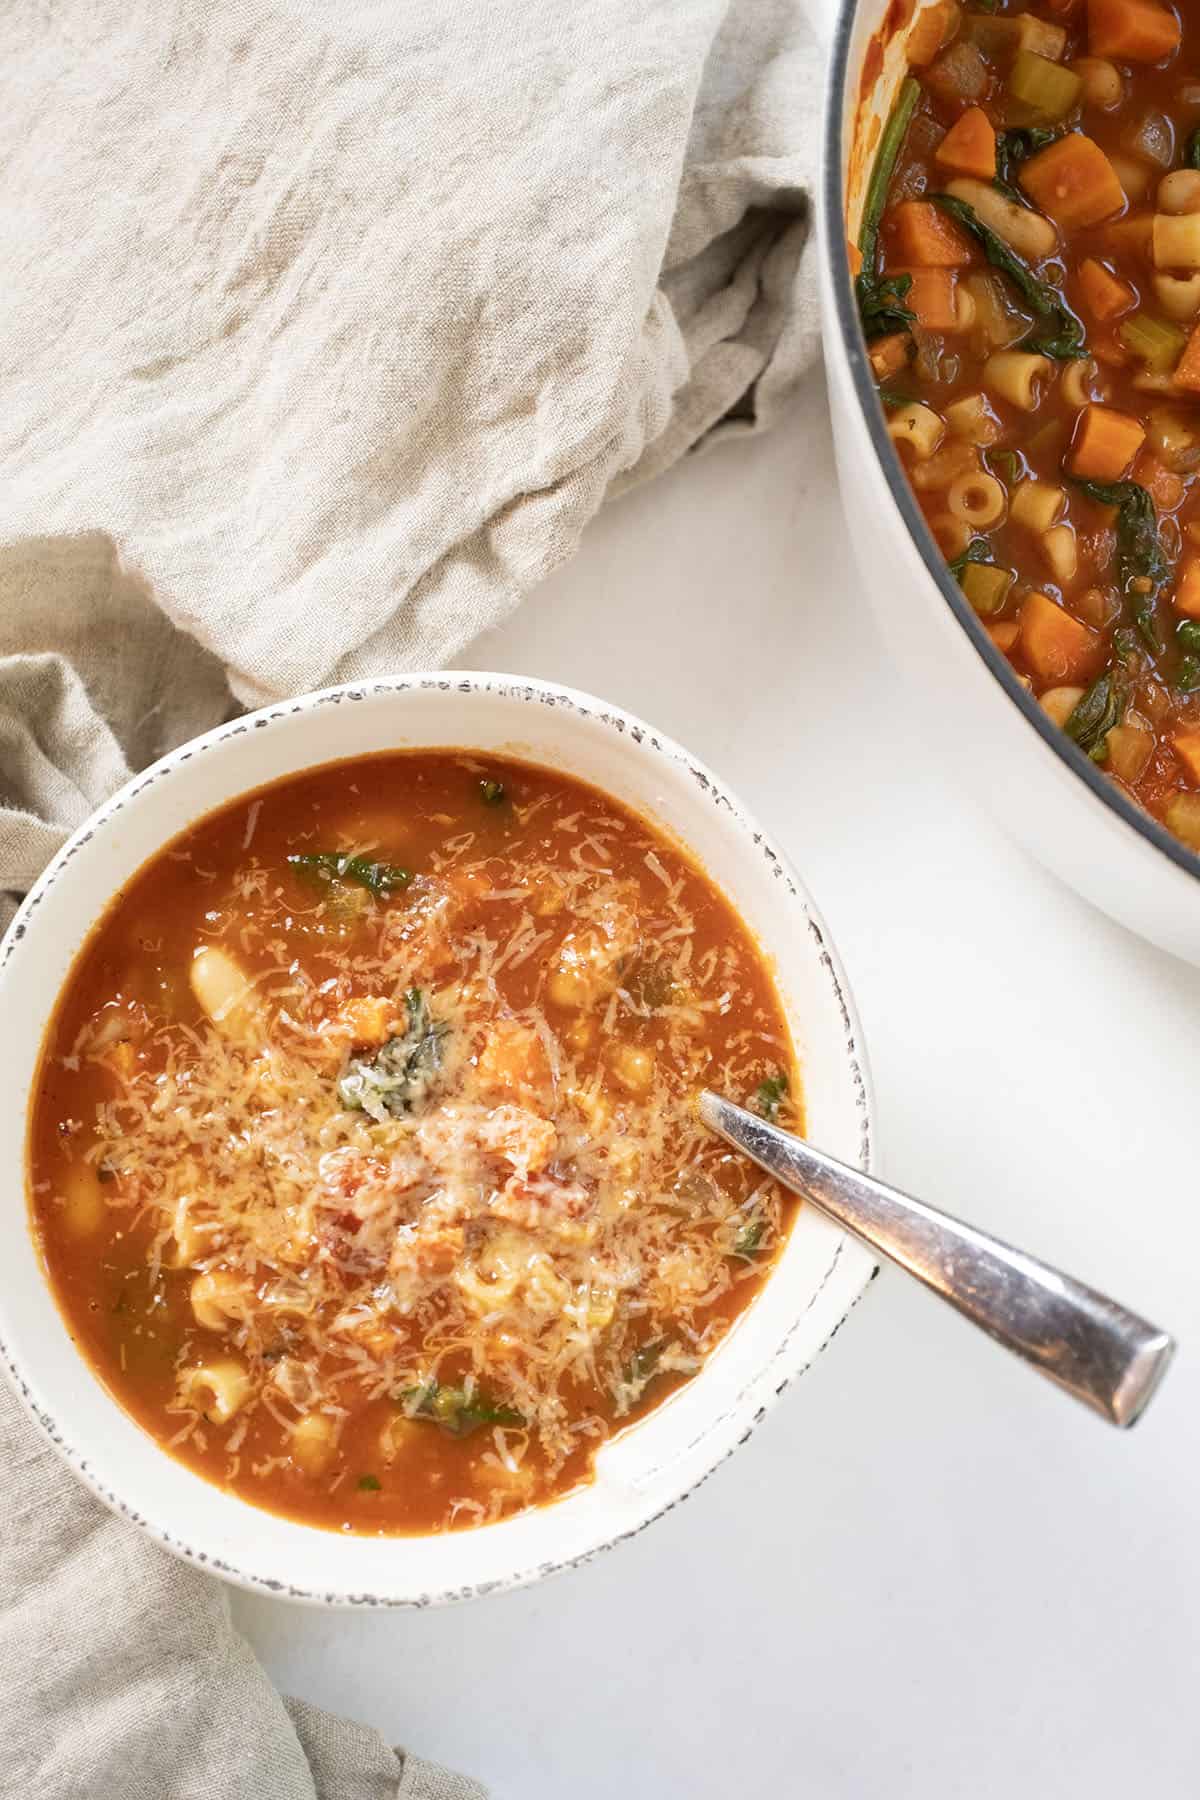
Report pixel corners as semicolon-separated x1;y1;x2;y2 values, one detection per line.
234;372;1200;1799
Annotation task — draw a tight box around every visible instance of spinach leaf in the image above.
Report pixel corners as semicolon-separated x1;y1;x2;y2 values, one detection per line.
613;1340;665;1409
732;1212;767;1261
948;538;992;578
1112;625;1142;667
288;852;412;897
400;1380;524;1436
991;449;1020;485
357;1474;381;1492
1187;127;1200;170
479;778;506;807
929;193;1087;359
995;126;1064;191
1065;674;1124;760
879;387;918;409
755;1071;789;1120
1176;624;1200;692
855;78;921;342
857;271;916;341
338;989;447;1120
1072;479;1169;650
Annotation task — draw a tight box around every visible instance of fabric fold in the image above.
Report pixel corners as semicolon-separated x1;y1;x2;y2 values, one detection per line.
0;0;823;1790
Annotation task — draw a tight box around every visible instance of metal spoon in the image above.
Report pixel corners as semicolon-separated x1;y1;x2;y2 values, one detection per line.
700;1092;1175;1428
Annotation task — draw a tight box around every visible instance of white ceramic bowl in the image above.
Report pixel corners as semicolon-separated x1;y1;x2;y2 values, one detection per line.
0;673;876;1607
816;0;1200;965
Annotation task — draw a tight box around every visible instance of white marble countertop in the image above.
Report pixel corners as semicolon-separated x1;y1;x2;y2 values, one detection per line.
234;371;1200;1798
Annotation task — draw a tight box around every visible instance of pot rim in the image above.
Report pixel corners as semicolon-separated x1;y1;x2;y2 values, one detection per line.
819;0;1200;892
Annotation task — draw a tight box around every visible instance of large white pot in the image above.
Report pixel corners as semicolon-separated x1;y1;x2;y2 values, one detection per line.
815;0;1200;964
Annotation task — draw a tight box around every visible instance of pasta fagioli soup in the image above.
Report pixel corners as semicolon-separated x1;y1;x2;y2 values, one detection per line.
28;752;799;1535
856;0;1200;851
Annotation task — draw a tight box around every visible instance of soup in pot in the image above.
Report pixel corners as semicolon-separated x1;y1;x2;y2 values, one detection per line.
855;0;1200;852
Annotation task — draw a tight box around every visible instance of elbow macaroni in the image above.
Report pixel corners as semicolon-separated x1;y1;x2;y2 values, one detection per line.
179;1360;252;1425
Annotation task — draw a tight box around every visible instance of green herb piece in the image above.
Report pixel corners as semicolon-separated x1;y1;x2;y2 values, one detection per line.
732;1213;766;1261
879;388;918;409
400;1380;523;1436
949;538;992;578
755;1071;789;1120
1065;674;1124;760
1113;625;1142;667
338;989;448;1120
995;126;1063;192
855;78;921;341
929;193;1087;359
858;271;916;342
288;852;412;897
1187;127;1200;170
1072;479;1168;650
612;1339;666;1410
1173;611;1200;691
357;1473;381;1492
991;449;1021;484
973;0;999;14
479;778;506;807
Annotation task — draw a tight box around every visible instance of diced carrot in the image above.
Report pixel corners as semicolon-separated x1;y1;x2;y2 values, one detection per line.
1132;452;1185;510
896;266;958;329
1019;591;1105;683
1173;555;1200;618
1077;256;1136;322
868;332;911;380
1087;0;1180;63
848;240;863;279
1174;729;1200;783
934;106;997;181
890;199;975;267
1018;133;1125;229
1068;404;1147;480
1090;335;1132;369
907;0;958;66
987;620;1021;653
1172;319;1200;392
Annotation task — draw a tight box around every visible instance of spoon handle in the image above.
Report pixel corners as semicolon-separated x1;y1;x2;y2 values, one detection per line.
700;1093;1174;1428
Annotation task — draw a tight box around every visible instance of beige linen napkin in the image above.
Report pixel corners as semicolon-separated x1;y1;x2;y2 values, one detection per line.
0;0;823;1792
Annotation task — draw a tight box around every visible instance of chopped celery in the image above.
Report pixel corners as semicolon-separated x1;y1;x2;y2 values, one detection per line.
960;562;1014;615
1118;313;1187;374
1008;50;1082;122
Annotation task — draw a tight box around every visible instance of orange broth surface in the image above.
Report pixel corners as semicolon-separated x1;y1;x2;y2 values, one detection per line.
28;752;800;1535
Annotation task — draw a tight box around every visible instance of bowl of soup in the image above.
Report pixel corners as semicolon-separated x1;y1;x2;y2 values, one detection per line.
0;674;875;1606
819;0;1200;963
